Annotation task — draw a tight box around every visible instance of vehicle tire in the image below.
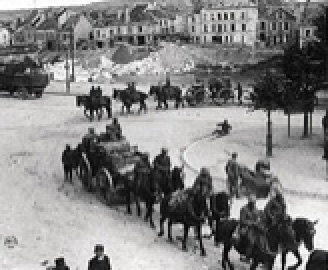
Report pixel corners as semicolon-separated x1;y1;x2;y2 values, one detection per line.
80;153;93;192
96;168;113;206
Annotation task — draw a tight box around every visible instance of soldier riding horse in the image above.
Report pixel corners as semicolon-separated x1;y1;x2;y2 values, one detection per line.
149;85;184;109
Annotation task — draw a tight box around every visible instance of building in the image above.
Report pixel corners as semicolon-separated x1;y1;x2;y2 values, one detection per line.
188;1;259;46
59;13;93;50
0;27;12;47
92;3;186;48
258;8;297;47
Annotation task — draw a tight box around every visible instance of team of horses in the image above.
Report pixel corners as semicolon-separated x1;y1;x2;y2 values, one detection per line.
66;144;320;270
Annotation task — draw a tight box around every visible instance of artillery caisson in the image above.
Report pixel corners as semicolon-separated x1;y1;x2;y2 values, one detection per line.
78;139;140;206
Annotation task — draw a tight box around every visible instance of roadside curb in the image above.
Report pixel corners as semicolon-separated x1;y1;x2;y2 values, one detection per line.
180;133;328;201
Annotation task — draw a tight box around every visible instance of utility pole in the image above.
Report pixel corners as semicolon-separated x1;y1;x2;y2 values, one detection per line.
70;25;75;82
65;12;70;94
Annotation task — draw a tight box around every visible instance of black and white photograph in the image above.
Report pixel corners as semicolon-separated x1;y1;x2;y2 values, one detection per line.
0;0;327;269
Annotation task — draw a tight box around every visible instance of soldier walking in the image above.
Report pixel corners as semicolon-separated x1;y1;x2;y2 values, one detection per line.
225;152;240;198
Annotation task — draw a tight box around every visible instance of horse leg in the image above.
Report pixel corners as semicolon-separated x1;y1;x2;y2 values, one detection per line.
288;250;302;270
148;201;155;229
222;242;234;270
168;219;173;242
135;197;141;217
282;251;287;270
158;215;166;237
125;186;132;215
182;224;190;251
250;260;259;270
197;224;206;256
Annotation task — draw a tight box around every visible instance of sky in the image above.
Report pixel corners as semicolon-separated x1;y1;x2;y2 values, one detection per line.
0;0;97;10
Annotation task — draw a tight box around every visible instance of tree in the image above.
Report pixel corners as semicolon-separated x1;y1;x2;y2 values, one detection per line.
282;41;325;138
251;70;284;156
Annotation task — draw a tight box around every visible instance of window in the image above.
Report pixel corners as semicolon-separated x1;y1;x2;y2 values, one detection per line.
230;12;235;20
218;36;222;44
204;36;206;43
96;30;100;38
224;24;227;32
272;22;276;31
217;24;222;33
279;22;282;31
285;34;289;42
117;27;121;34
306;29;311;37
102;33;106;38
230;35;233;42
241;12;245;20
211;13;214;21
279;11;283;19
273;35;277;45
192;17;195;22
171;26;175;33
128;26;132;33
192;26;195;32
284;22;289;31
212;24;216;32
242;24;246;31
225;36;229;43
224;13;228;20
204;24;208;32
110;29;114;35
242;35;245;44
218;13;221;20
260;33;265;41
260;21;266;30
204;14;207;21
138;26;142;33
231;23;235;32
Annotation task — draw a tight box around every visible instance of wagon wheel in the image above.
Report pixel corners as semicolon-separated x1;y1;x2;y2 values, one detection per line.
96;168;113;206
79;153;93;192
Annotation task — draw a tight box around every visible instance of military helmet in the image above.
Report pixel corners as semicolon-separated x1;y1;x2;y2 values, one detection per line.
231;152;238;158
88;127;95;134
94;244;104;253
161;147;168;154
200;167;209;175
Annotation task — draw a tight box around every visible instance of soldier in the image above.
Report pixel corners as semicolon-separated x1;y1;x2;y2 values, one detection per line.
88;244;112;270
222;119;232;135
239;194;261;262
101;125;115;142
53;257;70;270
153;148;171;185
134;152;151;191
263;191;287;228
111;118;122;141
193;167;213;197
225;152;239;198
82;128;99;155
237;82;243;105
62;144;73;183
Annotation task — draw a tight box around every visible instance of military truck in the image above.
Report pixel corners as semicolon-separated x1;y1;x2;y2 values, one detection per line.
0;57;49;98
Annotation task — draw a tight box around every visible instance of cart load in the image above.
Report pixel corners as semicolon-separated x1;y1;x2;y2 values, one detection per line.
79;139;140;205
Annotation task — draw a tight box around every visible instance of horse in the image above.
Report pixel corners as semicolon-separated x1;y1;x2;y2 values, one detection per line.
217;215;295;270
209;192;231;246
158;188;209;256
305;249;328;270
149;85;184;109
112;89;148;114
125;167;162;228
76;95;103;121
281;218;318;270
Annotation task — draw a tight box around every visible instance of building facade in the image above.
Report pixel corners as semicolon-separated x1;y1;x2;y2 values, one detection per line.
188;2;259;46
258;8;296;48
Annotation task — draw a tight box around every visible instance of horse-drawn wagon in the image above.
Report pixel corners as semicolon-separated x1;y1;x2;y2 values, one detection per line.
78;139;140;205
76;88;111;121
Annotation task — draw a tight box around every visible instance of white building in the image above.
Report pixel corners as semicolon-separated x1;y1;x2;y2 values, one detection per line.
0;28;12;47
188;1;259;46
